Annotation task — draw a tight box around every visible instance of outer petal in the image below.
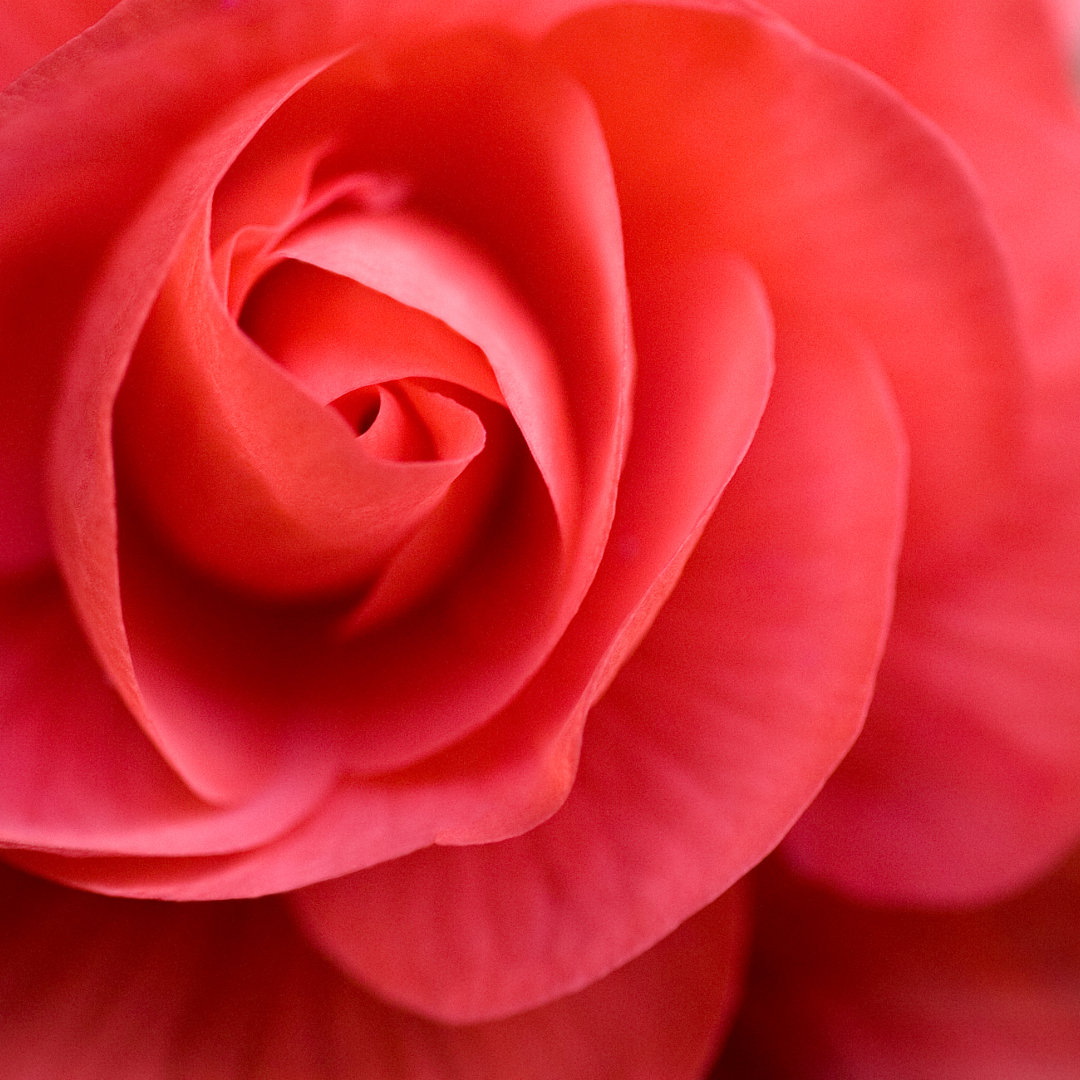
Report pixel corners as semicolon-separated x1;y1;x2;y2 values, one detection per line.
762;0;1079;388
783;465;1080;904
717;852;1080;1079
0;0;327;578
545;1;1024;566
775;0;1080;903
0;862;746;1080
290;310;906;1022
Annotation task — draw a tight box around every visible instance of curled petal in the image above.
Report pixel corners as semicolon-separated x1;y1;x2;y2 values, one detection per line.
14;249;772;902
0;575;331;858
546;1;1024;565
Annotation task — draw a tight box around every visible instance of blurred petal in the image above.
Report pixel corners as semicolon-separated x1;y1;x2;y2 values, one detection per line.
777;0;1080;902
718;852;1080;1079
784;465;1080;903
0;0;116;83
0;863;746;1080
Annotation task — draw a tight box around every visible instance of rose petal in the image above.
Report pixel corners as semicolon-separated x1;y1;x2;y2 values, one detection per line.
95;33;635;797
772;0;1080;903
116;211;489;601
272;210;580;539
0;862;746;1080
717;852;1080;1079
44;69;343;806
242;259;504;406
782;419;1080;903
289;297;906;1023
0;575;332;857
0;0;341;580
0;0;116;83
545;2;1024;567
764;0;1080;396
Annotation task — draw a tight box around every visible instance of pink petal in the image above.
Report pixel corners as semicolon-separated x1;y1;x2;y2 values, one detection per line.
271;211;580;540
242;259;503;406
0;1;335;580
717;852;1080;1078
545;2;1024;566
44;84;341;805
0;862;747;1080
771;0;1080;902
19;12;630;825
0;0;116;83
764;0;1080;395
0;575;332;857
110;35;634;790
2;13;639;898
783;411;1080;903
290;307;905;1022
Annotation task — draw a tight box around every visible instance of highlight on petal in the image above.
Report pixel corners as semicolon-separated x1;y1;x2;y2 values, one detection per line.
0;862;747;1080
717;852;1080;1079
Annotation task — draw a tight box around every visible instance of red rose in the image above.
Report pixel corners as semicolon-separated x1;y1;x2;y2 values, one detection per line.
0;0;1075;1076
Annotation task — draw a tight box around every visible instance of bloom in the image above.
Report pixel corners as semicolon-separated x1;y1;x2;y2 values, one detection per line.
0;0;1077;1076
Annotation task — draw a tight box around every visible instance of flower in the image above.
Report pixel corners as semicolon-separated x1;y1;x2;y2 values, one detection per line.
0;0;1076;1077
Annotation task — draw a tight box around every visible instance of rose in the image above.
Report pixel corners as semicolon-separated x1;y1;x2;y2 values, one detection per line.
0;0;1074;1077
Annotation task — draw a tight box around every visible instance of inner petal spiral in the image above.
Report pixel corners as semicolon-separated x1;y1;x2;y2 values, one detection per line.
113;211;499;604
